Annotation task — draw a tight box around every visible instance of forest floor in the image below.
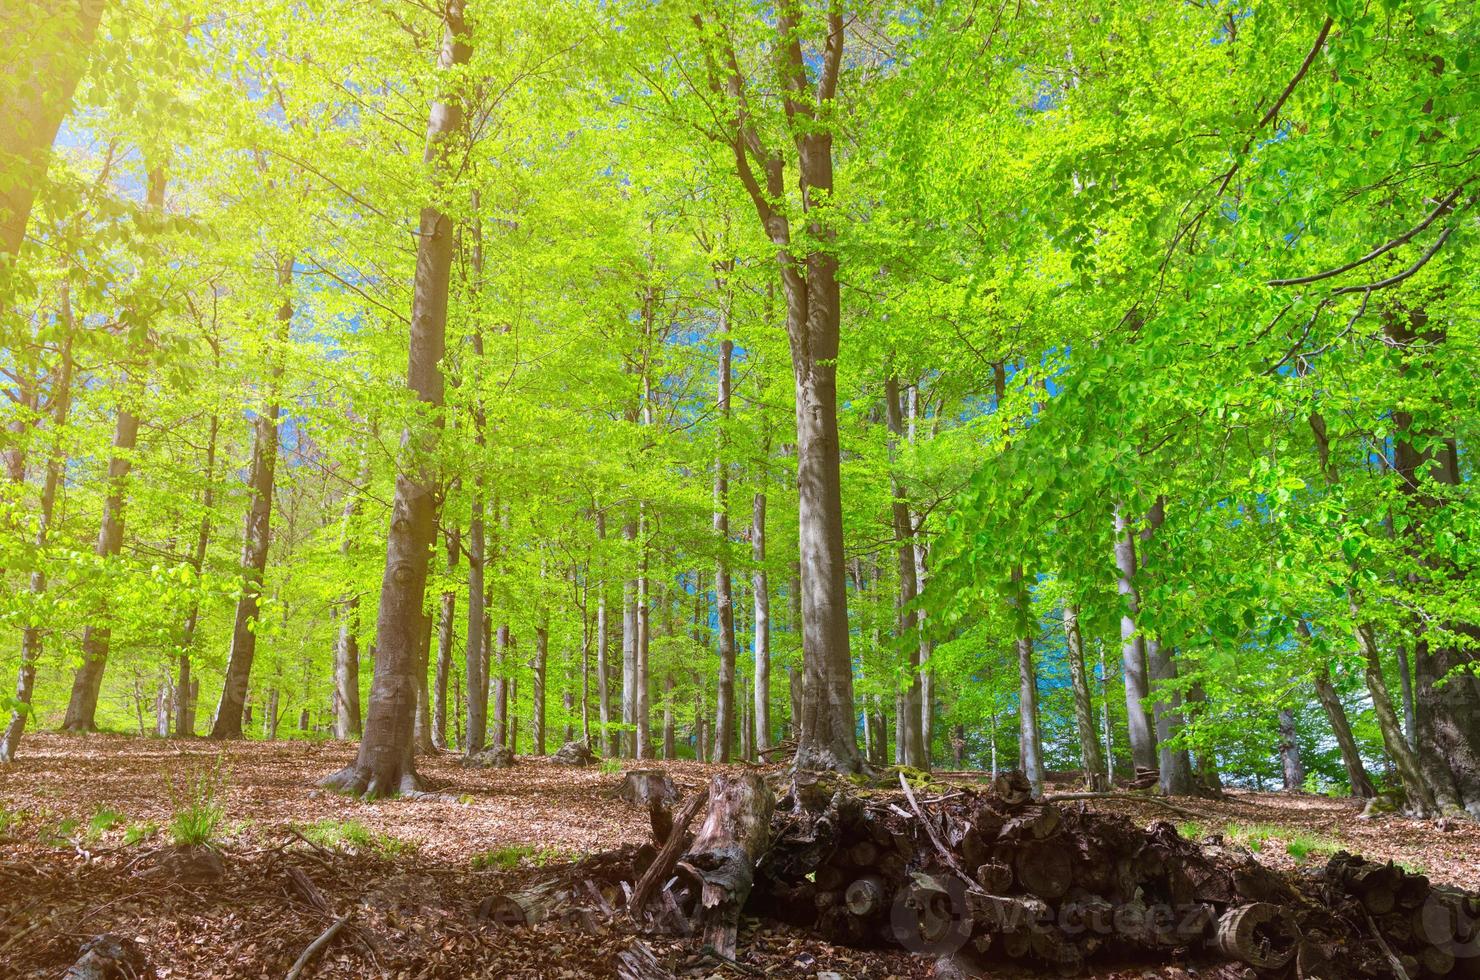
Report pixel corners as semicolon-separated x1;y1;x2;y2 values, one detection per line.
1;734;1477;978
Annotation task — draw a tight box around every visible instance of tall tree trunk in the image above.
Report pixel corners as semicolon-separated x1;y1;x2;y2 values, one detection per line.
1298;621;1376;798
1;302;73;761
1138;499;1194;795
636;513;651;760
787;562;804;742
1385;309;1480;816
1395;641;1417;748
884;376;926;769
320;1;467;796
0;0;104;260
595;511;614;755
713;326;736;763
1112;505;1157;770
621;523;637;758
533;624;548;755
265;688;280;741
908;384;934;762
493;624;509;750
663;672;675;759
751;491;770;754
332;456;370;739
1063;604;1107;790
1356;613;1438;814
1013;575;1045;797
209;252;291;739
175;413;217;739
414;610;434;755
1278;708;1305;791
433;524;457;750
465;497;486;752
705;6;860;772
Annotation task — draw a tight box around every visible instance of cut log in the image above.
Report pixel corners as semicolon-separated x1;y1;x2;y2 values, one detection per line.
62;935;151;980
552;740;599;766
1013;838;1073;900
974;860;1013;894
615;940;674;980
896;872;969;950
477;878;566;927
683;771;774;960
1001;803;1061;840
1214;903;1299;970
845;875;888;918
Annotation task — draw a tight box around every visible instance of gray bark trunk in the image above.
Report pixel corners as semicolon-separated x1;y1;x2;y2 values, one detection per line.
533;625;548;755
713;329;736;763
1278;708;1305;791
1;305;73;760
332;456;370;739
209;252;291;739
751;491;770;753
175;412;217;739
885;376;926;769
1112;505;1157;770
1063;604;1107;790
321;3;467;796
595;512;614;755
433;525;457;749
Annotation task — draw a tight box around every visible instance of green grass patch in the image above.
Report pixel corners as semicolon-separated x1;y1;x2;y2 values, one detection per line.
123;821;158;846
0;806;22;835
1222;823;1338;862
1176;821;1206;840
166;756;228;847
88;807;126;840
471;844;565;870
599;759;623;776
297;818;415;857
1284;832;1337;862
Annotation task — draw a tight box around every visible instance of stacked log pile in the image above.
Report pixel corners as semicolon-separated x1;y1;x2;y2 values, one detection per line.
478;769;1480;978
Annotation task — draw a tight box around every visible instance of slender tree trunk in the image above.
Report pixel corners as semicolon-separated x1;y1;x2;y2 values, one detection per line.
433;525;457;750
0;0;104;260
712;329;736;763
533;624;548;755
1112;505;1157;770
636;516;651;760
884;376;926;769
414;610;434;755
1013;575;1045;797
751;491;770;754
209;253;291;739
465;497;486;753
908;384;934;762
1298;621;1376;798
493;624;509;750
1394;641;1417;748
1356;613;1438;814
622;524;637;758
1138;499;1194;795
320;2;467;796
175;413;217;739
1;306;73;760
1063;604;1107;790
595;512;614;755
332;456;370;739
265;688;280;741
62;406;141;731
1278;708;1305;791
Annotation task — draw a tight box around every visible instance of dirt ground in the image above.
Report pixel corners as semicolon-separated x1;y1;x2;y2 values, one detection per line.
1;734;1477;978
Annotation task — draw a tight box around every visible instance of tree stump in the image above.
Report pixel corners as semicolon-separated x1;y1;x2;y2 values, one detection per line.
617;769;677;808
552;740;598;766
680;770;774;959
477;878;567;927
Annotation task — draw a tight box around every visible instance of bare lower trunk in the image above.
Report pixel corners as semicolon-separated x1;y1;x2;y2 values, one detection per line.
1312;664;1376;798
321;2;467;796
1015;601;1045;798
1356;614;1437;815
713;323;736;763
210;254;292;740
595;512;614;755
636;537;651;760
175;414;218;739
1278;708;1304;791
1112;505;1157;770
465;497;486;753
533;625;548;755
1063;604;1107;790
434;583;453;749
751;492;770;753
1;315;74;761
62;406;141;732
493;625;509;750
332;456;371;740
884;376;926;770
622;524;637;758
